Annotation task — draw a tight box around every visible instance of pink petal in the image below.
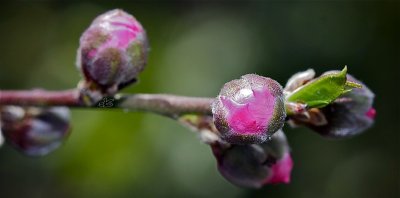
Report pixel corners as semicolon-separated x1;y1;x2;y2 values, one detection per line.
264;153;293;184
365;107;376;120
222;88;275;134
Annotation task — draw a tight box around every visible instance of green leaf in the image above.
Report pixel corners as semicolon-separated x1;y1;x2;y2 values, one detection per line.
286;66;361;108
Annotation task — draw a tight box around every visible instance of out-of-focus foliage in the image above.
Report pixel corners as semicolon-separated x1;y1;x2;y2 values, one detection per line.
0;1;398;198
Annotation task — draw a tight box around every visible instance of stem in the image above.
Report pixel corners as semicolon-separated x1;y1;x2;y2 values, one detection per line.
0;89;213;118
117;94;213;118
0;90;80;106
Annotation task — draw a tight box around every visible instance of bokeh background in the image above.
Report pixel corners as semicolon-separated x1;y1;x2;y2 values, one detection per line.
0;1;399;198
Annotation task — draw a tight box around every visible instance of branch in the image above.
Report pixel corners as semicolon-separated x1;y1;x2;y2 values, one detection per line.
117;94;213;118
0;90;80;106
0;89;213;118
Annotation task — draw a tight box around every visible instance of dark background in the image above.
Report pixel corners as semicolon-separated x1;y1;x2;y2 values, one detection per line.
0;1;399;198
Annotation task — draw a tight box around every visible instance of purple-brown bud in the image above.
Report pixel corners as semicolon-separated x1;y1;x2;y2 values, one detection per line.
212;74;286;144
77;9;149;94
287;71;376;138
307;74;375;138
211;130;293;188
1;106;70;156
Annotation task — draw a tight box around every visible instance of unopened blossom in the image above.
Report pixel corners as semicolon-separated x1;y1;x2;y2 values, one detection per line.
308;73;376;138
212;74;286;144
1;106;70;156
289;71;376;138
211;130;293;188
77;9;149;94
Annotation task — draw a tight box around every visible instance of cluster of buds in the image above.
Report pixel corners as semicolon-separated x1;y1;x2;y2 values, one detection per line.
0;9;377;190
209;67;375;188
210;74;291;188
1;9;149;156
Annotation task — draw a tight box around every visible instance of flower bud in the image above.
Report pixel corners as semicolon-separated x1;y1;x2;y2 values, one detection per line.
0;128;4;148
297;73;375;138
211;130;293;188
212;74;286;144
1;106;70;156
77;9;149;94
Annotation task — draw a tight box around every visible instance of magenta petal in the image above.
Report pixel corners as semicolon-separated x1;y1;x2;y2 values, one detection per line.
365;107;376;120
264;153;293;184
222;88;276;134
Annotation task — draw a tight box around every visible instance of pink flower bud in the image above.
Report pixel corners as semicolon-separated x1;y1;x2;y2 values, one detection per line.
212;74;286;144
77;9;149;94
211;130;293;188
1;106;70;156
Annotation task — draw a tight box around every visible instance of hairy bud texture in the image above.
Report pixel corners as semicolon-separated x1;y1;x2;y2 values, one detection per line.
212;74;286;144
1;106;70;156
211;130;293;188
77;9;148;94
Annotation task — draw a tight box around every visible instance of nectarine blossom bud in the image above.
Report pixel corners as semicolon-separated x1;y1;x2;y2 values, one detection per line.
1;106;70;156
211;130;293;188
0;128;4;148
77;9;148;94
308;73;375;138
212;74;286;144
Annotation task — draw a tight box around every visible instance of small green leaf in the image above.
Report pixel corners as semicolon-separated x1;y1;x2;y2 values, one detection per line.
287;66;361;108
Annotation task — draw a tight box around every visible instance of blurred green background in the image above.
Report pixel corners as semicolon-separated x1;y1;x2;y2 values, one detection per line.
0;1;399;198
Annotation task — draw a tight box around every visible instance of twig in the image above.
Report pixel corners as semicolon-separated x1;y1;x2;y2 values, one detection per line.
0;89;214;118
